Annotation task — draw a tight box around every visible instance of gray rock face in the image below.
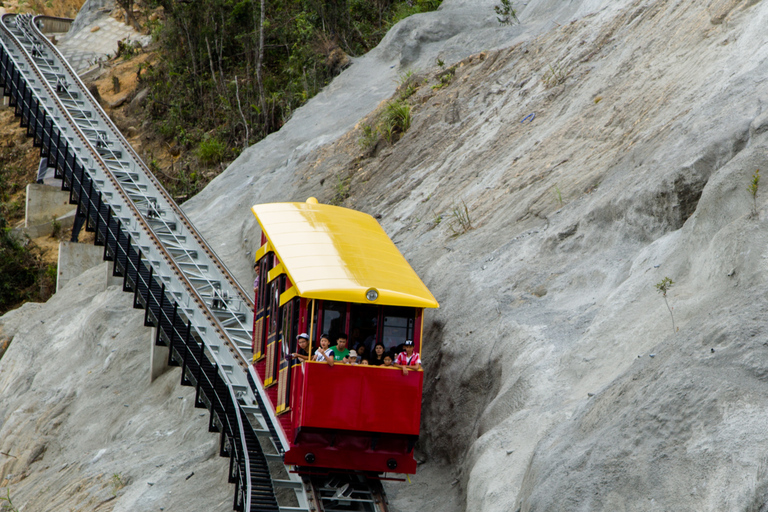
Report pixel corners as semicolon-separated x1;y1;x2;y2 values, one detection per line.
4;0;768;511
67;0;115;35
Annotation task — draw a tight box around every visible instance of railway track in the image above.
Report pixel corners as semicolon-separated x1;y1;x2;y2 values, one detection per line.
0;13;390;512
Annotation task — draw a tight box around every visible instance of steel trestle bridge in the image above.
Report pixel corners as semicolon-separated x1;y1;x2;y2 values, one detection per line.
0;13;390;512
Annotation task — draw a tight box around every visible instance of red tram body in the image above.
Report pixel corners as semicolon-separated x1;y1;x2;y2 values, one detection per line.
250;199;438;474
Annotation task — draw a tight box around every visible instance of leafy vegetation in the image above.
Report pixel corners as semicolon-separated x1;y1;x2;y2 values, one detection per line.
141;0;442;196
494;0;519;25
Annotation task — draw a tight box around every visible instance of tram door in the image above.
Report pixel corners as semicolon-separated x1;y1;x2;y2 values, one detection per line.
264;275;284;387
277;297;299;414
252;254;271;360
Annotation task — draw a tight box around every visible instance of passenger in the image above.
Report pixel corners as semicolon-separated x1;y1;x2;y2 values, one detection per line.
347;350;359;365
253;264;260;295
395;340;422;375
312;334;334;366
354;343;368;363
382;354;394;367
291;333;310;362
331;333;351;363
368;343;386;366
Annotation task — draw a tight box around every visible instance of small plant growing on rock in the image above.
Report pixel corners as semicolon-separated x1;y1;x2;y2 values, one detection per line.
448;200;473;236
381;100;411;144
495;0;519;25
358;123;378;151
655;277;676;335
110;473;125;497
330;175;351;206
0;487;19;512
748;168;760;218
50;216;61;239
553;185;563;207
431;70;454;90
543;62;568;88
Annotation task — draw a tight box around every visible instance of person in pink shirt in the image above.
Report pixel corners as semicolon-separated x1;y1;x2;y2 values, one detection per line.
394;340;421;375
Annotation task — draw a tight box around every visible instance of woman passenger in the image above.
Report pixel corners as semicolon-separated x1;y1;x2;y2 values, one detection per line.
368;343;386;366
312;334;334;366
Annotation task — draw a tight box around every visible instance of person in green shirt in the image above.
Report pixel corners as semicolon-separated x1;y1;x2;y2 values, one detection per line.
331;333;351;363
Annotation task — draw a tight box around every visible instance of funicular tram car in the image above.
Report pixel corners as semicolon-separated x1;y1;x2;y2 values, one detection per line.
251;198;439;474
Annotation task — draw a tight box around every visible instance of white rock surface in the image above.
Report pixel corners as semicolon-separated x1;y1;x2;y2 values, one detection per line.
4;0;768;511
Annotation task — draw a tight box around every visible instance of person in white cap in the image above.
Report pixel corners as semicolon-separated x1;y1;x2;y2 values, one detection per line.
291;333;310;362
394;340;421;375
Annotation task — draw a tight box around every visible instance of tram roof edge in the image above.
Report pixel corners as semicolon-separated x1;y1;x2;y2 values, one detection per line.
251;202;439;309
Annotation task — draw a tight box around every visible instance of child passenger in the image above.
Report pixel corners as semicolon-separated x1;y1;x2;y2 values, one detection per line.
382;354;394;367
312;334;334;366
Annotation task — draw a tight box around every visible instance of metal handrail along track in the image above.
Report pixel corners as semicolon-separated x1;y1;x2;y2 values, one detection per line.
0;13;309;512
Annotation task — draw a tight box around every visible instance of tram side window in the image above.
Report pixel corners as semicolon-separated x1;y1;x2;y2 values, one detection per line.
283;297;300;359
320;300;347;344
256;255;271;310
381;306;415;352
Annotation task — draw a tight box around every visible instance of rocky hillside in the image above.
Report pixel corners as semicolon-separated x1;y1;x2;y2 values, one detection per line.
4;0;768;511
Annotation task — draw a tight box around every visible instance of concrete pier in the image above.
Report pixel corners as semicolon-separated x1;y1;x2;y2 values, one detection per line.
149;327;170;382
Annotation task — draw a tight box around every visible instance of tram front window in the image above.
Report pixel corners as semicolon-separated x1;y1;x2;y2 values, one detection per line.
382;307;415;352
350;303;378;354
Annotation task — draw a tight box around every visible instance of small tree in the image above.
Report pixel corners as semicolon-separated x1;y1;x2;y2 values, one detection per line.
748;169;760;218
655;277;676;335
116;0;141;31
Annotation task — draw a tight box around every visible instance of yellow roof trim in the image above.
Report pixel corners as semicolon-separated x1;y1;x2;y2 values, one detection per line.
254;241;273;262
279;286;298;307
268;263;285;283
251;202;439;309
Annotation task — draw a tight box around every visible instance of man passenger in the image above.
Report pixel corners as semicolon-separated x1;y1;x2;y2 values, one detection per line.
331;333;351;363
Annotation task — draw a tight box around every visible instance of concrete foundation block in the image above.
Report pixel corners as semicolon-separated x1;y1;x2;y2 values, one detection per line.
25;183;75;228
149;327;170;383
105;261;123;288
56;241;105;292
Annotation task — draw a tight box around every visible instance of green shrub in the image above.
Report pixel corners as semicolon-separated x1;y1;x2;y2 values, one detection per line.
495;0;519;25
197;137;226;166
358;123;378;151
381;100;411;144
0;222;42;314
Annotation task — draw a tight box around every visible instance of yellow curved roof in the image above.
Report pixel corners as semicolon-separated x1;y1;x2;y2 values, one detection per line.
251;201;439;309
